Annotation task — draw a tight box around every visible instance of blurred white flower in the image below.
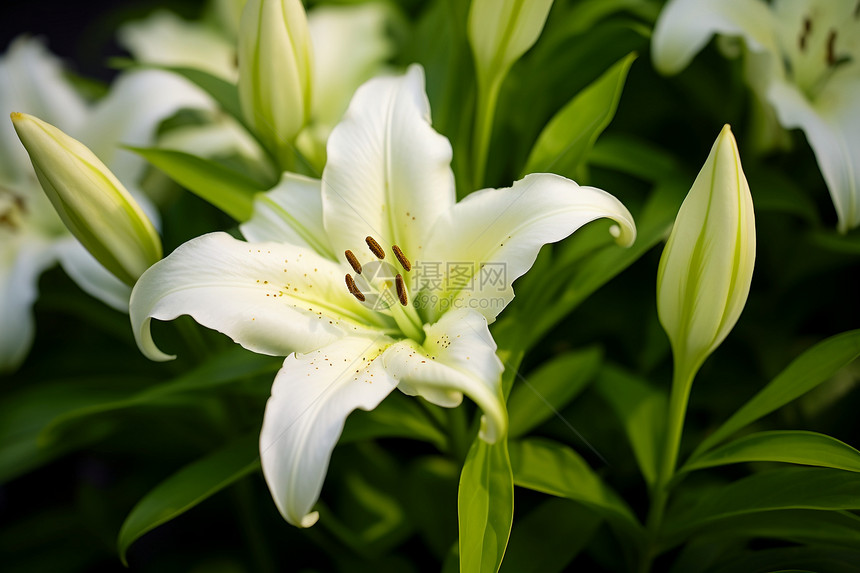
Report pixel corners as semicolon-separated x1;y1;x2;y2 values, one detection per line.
0;37;208;372
119;1;396;169
653;0;860;232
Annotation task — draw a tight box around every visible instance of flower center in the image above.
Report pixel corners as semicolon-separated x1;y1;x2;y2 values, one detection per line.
0;185;26;234
785;7;857;98
343;236;424;342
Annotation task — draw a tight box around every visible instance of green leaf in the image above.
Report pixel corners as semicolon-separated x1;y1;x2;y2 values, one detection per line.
129;147;265;221
666;467;860;536
500;498;601;573
523;52;636;177
509;438;641;536
341;392;447;450
406;456;460;560
117;434;260;565
318;443;412;559
40;347;280;445
587;134;679;182
683;431;860;474
0;380;140;483
809;229;860;255
507;347;602;438
664;510;860;552
709;546;860;573
563;0;659;35
693;329;860;457
458;436;514;573
594;364;667;488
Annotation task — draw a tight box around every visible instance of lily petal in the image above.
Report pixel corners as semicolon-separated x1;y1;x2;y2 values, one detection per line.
80;69;212;186
129;232;389;361
0;37;88;183
383;308;506;443
260;336;397;527
308;2;395;129
55;239;131;312
240;173;334;259
0;232;56;372
652;0;778;76
767;74;860;232
420;173;636;324
322;64;455;260
118;10;238;81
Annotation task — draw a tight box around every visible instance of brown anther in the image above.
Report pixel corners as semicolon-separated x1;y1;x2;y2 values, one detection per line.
344;250;362;274
395;274;408;306
799;17;812;51
391;244;411;272
365;236;385;259
345;274;365;302
826;29;837;66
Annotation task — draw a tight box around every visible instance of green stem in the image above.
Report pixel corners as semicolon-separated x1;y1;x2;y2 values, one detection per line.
447;406;471;463
472;76;502;189
641;364;696;572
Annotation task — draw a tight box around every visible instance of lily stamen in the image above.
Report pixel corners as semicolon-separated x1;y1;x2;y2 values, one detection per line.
345;273;365;301
395;274;408;306
392;245;411;271
365;236;385;259
344;249;362;274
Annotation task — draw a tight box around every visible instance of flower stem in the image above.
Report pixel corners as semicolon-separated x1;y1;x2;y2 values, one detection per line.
641;364;696;572
472;76;502;189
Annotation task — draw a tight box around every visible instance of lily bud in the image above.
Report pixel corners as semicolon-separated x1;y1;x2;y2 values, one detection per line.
11;112;162;286
657;125;756;378
238;0;312;167
468;0;554;90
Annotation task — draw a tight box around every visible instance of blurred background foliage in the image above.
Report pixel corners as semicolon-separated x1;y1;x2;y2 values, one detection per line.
2;0;859;571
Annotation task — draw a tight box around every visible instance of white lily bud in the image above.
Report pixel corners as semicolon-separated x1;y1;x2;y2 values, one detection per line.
657;125;756;377
238;0;312;167
468;0;554;90
11;112;162;286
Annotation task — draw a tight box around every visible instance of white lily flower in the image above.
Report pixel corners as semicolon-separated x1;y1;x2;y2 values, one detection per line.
129;65;636;527
652;0;860;232
0;37;209;372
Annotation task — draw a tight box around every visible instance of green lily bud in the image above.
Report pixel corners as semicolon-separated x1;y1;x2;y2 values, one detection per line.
11;112;162;286
238;0;312;168
657;125;756;379
468;0;554;92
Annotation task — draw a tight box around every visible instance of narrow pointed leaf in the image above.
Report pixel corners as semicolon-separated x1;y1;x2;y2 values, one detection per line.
587;134;679;182
458;435;514;573
523;52;636;177
662;510;860;552
507;347;602;438
509;438;641;536
40;347;280;444
117;434;260;565
695;329;860;456
129;146;265;221
595;364;667;488
683;431;860;474
666;467;860;536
